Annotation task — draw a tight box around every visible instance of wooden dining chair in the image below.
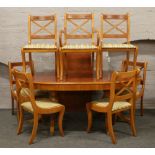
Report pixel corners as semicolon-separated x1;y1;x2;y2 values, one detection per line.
121;60;148;116
8;61;34;115
12;68;65;144
59;13;100;80
86;69;139;144
100;13;138;77
21;15;60;78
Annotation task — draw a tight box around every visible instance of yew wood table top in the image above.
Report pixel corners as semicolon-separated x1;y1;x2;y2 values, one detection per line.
33;70;113;91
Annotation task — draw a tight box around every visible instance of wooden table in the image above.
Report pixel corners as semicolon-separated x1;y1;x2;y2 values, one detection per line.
33;70;113;91
33;70;113;111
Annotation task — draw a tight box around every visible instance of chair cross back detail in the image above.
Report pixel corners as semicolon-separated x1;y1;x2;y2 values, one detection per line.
28;15;57;45
64;13;95;42
114;76;135;101
100;13;130;43
111;71;138;102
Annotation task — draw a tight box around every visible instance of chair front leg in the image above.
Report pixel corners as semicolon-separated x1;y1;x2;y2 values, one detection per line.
130;108;136;136
17;107;24;135
58;107;65;136
86;103;93;132
107;112;116;144
55;52;60;79
59;52;64;80
29;113;39;145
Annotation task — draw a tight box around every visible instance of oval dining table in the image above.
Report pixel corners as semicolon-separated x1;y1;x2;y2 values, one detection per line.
33;70;113;91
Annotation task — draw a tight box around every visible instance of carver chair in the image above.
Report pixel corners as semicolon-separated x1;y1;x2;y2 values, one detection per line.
86;69;139;144
121;60;148;116
99;13;138;77
21;15;60;78
59;13;100;80
12;69;65;144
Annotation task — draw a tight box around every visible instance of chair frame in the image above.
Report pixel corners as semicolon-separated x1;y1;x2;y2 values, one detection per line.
8;61;34;116
59;13;100;80
86;69;139;144
99;13;138;78
12;69;65;144
121;60;148;116
21;15;60;78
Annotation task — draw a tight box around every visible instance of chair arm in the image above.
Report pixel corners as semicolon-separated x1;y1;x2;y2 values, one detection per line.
59;30;65;47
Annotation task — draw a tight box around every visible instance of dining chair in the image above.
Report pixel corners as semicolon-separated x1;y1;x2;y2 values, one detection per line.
86;69;139;144
21;15;60;78
8;61;34;115
99;13;138;77
121;60;148;116
59;13;100;80
12;69;65;144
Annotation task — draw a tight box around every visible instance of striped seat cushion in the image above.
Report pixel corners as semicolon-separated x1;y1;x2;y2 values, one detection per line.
24;44;57;49
62;44;97;49
102;43;136;49
91;99;131;111
21;99;62;113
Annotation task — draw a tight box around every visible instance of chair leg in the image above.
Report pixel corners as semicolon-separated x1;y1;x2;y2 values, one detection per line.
55;52;60;79
50;114;55;136
11;95;15;115
86;103;93;133
130;108;136;136
99;52;103;78
16;101;20;122
140;96;144;116
59;52;63;80
107;112;116;144
58;107;65;137
96;52;100;80
29;113;38;145
17;107;24;135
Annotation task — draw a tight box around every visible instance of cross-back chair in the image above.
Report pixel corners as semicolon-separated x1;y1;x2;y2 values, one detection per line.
121;60;148;116
21;15;60;78
86;69;139;144
12;69;65;144
99;13;138;78
59;13;100;80
8;61;34;116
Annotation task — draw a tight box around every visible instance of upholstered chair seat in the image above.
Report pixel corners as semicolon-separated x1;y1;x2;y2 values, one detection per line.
90;99;131;111
62;44;97;50
24;44;57;49
21;100;62;113
102;43;136;49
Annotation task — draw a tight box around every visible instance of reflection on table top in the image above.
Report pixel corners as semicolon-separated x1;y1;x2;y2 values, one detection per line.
33;70;113;91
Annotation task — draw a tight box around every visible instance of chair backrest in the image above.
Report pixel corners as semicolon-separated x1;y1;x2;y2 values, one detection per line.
8;61;34;97
28;15;57;45
108;70;138;110
121;60;148;89
100;13;130;43
12;69;38;111
63;13;95;44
